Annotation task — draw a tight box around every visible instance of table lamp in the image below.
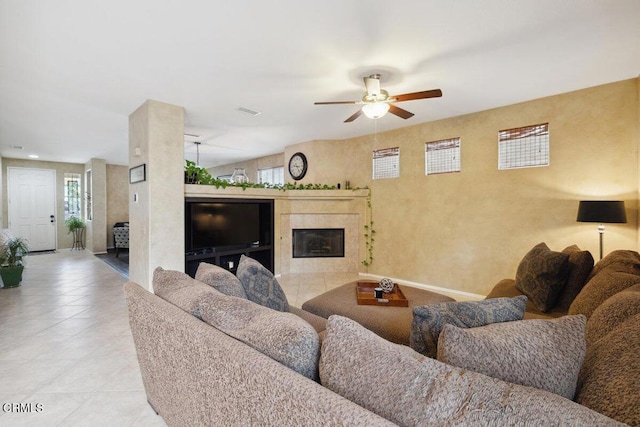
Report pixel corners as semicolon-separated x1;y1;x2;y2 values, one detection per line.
576;200;627;260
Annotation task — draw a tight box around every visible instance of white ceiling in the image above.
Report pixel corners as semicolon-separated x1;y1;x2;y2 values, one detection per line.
1;0;639;168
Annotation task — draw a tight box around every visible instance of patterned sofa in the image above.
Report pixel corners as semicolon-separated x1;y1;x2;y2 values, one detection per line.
124;254;628;426
485;246;640;425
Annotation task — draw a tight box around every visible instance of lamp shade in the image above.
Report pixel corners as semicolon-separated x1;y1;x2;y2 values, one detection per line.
576;201;627;223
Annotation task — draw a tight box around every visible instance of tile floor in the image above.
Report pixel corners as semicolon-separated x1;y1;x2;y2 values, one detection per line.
0;250;165;427
0;250;361;426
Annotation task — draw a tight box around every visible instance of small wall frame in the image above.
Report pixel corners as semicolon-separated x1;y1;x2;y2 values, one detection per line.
129;164;146;184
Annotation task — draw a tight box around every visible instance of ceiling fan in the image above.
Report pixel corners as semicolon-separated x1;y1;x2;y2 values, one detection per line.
314;74;442;123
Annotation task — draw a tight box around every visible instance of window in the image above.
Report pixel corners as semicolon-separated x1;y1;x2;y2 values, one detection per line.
425;138;461;175
372;147;400;179
498;123;549;170
64;173;81;220
258;166;284;185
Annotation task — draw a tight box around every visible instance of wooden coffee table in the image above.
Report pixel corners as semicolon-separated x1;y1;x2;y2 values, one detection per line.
301;280;454;345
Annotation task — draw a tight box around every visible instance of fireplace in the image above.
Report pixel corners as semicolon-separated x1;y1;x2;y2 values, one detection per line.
292;228;345;258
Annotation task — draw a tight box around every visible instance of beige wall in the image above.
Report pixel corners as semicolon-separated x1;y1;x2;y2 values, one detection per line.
283;78;639;295
84;158;107;254
209;153;285;181
2;158;85;249
106;164;129;247
637;78;640;250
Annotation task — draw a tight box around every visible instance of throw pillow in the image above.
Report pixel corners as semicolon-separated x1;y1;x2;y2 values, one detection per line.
410;295;527;358
584;283;640;345
198;292;319;380
555;245;594;311
152;266;222;317
515;242;570;312
195;262;247;299
236;255;289;312
569;250;640;318
320;315;619;427
437;315;587;399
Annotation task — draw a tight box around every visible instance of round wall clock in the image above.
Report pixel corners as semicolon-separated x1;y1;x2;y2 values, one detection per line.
288;152;308;180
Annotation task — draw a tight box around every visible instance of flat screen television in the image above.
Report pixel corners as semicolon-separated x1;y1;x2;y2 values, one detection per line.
185;199;272;252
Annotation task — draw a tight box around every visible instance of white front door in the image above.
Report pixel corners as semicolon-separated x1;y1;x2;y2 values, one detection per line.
7;167;57;251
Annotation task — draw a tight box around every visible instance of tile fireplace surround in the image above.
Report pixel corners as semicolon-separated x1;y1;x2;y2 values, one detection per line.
184;186;370;276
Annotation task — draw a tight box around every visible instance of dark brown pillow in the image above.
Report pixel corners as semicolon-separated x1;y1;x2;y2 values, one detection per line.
570;250;640;318
555;245;594;311
585;284;640;345
515;243;570;312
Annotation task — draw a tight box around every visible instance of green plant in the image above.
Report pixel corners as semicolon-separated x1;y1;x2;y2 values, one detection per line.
1;237;30;268
185;160;214;185
361;190;375;267
64;216;85;233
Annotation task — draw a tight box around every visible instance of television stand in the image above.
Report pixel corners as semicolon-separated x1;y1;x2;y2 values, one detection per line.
185;244;273;277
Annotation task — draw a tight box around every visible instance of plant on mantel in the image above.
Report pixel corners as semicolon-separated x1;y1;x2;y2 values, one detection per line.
184;161;340;191
184;161;376;266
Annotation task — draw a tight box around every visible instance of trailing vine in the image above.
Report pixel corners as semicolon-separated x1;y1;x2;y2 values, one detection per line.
185;161;338;191
361;189;375;267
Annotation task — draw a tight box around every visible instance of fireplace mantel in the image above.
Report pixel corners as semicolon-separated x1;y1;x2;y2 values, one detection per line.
184;185;370;274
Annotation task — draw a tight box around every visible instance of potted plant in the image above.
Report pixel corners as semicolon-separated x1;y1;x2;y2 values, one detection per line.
65;215;85;233
185;160;213;185
65;216;86;250
0;236;30;288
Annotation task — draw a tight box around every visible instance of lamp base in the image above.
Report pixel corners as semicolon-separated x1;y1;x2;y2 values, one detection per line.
598;224;605;260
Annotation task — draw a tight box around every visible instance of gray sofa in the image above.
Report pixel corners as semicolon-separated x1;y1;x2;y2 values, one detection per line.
124;259;631;426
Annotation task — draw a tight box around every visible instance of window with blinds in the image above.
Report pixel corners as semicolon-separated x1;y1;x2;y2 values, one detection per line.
372;147;400;179
498;123;549;170
425;138;461;175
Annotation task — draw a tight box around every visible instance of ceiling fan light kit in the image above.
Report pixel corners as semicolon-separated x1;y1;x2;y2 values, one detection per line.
315;74;442;123
362;102;390;119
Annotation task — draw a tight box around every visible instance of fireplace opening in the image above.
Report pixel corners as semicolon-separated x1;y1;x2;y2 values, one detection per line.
292;228;345;258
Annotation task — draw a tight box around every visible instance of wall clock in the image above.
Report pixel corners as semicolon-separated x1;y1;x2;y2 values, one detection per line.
288;152;308;180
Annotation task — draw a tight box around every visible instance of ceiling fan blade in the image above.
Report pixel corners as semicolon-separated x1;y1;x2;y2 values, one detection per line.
388;104;415;119
344;109;363;123
314;101;358;105
392;89;442;102
364;75;381;97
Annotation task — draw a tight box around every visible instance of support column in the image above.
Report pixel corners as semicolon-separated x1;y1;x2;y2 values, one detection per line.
129;100;184;290
84;158;107;254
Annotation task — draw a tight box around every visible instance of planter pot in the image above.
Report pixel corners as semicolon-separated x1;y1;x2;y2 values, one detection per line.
185;172;198;184
0;265;24;288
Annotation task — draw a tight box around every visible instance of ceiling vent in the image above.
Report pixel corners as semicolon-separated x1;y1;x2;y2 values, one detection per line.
237;107;261;117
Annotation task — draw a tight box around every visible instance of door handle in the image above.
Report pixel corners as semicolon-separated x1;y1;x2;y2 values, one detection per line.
50;215;55;223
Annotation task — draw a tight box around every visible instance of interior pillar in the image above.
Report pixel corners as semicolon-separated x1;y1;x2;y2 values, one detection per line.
129;100;185;290
84;158;107;254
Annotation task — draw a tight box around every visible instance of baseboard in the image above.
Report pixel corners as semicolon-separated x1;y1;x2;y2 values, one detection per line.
359;272;485;301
